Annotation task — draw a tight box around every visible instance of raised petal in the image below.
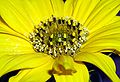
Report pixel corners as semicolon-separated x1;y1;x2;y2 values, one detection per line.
52;55;76;74
54;63;89;82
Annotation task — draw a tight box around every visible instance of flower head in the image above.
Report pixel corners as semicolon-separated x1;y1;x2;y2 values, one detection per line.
0;0;120;82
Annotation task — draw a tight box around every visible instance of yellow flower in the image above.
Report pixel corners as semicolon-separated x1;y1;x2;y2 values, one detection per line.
0;0;120;82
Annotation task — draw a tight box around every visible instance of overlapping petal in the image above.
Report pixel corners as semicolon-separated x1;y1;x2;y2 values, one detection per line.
54;63;89;82
52;55;76;74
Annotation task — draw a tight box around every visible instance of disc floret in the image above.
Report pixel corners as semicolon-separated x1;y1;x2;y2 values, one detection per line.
29;16;89;58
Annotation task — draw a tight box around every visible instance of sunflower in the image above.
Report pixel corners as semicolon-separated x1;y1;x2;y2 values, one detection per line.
0;0;120;82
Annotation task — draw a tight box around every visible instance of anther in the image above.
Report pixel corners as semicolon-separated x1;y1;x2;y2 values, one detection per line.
62;19;65;24
53;17;56;22
44;23;47;27
58;19;61;24
70;20;73;25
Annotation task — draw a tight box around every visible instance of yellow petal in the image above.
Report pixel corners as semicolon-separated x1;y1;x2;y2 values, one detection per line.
0;17;15;33
50;0;64;17
87;19;120;40
22;0;54;25
81;38;120;53
84;0;120;32
9;58;54;82
9;70;31;82
108;16;120;25
73;0;100;24
54;62;89;82
81;20;120;52
0;53;53;77
0;0;34;36
0;34;34;56
75;52;119;82
0;17;28;40
64;0;78;17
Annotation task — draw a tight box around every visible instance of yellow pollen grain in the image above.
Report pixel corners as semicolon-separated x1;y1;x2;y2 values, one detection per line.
35;29;39;33
64;33;67;38
58;38;62;42
72;38;76;42
49;17;53;21
40;33;43;37
79;27;81;30
75;41;78;44
72;32;75;36
68;20;71;25
50;42;53;45
50;34;54;38
63;41;67;45
41;26;45;29
73;22;76;26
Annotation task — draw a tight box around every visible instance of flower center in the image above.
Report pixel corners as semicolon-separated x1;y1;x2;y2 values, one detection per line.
29;16;89;58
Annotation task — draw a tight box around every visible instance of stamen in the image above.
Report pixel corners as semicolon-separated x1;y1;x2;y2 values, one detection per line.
29;16;89;58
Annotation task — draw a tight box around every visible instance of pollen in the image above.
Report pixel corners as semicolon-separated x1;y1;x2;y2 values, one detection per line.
29;16;89;58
